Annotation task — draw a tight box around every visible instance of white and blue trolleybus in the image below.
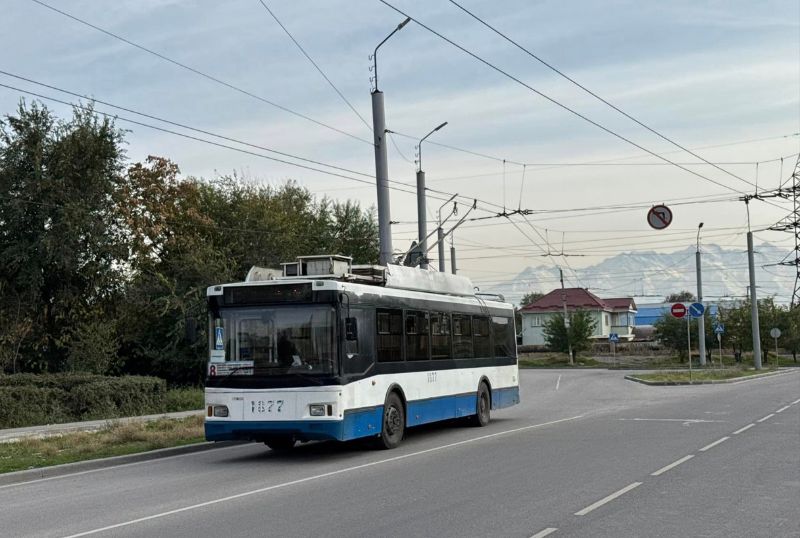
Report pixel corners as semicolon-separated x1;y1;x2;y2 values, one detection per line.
204;255;520;450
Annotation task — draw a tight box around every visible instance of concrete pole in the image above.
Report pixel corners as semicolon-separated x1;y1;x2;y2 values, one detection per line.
747;231;763;369
371;91;392;266
416;170;427;269
560;268;573;365
450;245;457;274
437;227;445;272
696;250;707;365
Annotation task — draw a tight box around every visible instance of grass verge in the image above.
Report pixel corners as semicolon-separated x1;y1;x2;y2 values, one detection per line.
0;415;204;474
519;356;602;368
631;368;777;383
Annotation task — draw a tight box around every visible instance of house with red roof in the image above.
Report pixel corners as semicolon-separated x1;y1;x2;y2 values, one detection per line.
518;288;637;346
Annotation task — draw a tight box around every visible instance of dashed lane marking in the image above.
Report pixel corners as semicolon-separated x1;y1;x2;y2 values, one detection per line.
530;528;558;538
651;455;694;476
556;375;561;391
574;482;642;516
757;414;775;423
61;414;585;538
732;423;755;435
775;405;790;413
699;437;729;452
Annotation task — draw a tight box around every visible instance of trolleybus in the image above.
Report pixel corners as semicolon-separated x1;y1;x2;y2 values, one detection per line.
204;255;519;450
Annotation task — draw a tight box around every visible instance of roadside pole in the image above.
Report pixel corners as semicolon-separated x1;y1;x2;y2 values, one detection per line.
687;314;692;382
718;333;723;369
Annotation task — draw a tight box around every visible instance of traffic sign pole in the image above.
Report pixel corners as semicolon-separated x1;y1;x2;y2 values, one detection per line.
718;333;723;369
687;315;692;381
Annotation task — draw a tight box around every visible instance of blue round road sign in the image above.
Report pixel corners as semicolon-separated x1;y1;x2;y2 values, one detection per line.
688;302;705;318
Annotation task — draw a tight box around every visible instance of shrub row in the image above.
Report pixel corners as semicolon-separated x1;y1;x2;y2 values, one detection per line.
0;375;167;429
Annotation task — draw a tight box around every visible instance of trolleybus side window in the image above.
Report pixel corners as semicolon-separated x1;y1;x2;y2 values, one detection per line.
492;316;514;358
376;308;403;362
430;312;452;360
452;314;473;359
473;316;492;358
343;307;375;374
405;310;430;361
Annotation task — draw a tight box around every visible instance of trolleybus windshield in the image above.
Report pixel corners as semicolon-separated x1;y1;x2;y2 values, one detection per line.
208;305;336;377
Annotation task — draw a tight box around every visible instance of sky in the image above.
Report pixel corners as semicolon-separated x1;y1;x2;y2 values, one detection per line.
2;0;799;299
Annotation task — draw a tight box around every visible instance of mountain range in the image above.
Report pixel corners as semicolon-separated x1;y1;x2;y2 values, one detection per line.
482;243;794;306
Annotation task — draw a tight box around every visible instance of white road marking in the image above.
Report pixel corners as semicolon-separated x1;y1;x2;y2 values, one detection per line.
651;454;694;476
618;418;724;423
0;443;251;491
699;437;729;452
556;375;561;391
775;405;790;413
793;398;800;405
756;413;775;423
61;414;585;538
574;482;642;516
530;528;558;538
732;423;755;435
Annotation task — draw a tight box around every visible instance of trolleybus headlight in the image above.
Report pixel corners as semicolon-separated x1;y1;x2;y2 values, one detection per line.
213;405;229;417
309;404;326;416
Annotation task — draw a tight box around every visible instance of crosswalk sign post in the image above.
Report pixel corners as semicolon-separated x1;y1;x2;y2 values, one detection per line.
608;333;620;367
714;323;724;368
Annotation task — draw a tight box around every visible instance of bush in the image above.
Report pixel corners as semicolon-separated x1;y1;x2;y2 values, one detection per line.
0;374;167;428
0;386;72;428
165;387;204;412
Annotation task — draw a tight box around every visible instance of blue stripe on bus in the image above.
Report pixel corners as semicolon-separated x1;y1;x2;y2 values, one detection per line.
204;386;520;442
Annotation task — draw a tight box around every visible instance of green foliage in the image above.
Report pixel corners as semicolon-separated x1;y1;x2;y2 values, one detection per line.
519;292;544;307
0;102;380;384
165;387;205;412
542;311;596;355
0;374;167;428
665;291;696;303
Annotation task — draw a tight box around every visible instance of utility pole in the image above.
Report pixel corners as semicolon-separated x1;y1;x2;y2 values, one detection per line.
437;227;446;272
560;268;573;365
696;222;707;366
450;239;457;274
746;225;763;370
370;17;410;266
416;121;448;269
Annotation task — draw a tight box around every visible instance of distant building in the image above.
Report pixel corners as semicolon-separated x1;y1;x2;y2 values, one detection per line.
518;288;637;346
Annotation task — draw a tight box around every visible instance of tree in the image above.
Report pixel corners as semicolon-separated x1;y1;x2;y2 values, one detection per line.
543;311;596;356
654;313;699;360
0;101;128;372
665;291;696;303
519;292;544;308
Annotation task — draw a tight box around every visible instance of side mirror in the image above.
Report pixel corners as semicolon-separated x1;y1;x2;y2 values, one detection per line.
345;317;358;341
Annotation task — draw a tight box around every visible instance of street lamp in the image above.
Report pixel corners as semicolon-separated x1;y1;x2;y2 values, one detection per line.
417;121;448;173
415;122;447;269
696;221;706;365
371;17;411;92
370;16;410;266
436;194;458;272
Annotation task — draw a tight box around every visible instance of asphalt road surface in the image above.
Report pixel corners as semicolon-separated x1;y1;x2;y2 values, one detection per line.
2;369;798;538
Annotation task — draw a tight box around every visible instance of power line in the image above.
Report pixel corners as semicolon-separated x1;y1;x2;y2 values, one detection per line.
28;0;373;146
377;0;783;201
255;0;372;132
447;0;766;190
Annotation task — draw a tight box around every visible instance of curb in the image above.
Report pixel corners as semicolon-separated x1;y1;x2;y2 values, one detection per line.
0;440;242;487
624;369;796;386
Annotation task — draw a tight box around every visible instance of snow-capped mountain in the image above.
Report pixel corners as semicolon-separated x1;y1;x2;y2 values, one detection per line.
481;243;794;306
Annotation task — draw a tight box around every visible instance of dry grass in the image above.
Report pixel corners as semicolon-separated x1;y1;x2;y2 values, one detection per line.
631;368;777;383
0;415;204;474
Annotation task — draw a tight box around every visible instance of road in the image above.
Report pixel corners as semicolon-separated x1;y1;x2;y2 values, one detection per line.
2;369;798;538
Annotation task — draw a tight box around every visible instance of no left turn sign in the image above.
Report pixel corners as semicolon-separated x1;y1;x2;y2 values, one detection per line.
647;204;673;230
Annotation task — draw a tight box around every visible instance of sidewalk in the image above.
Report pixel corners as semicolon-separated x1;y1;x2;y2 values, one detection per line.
0;409;204;443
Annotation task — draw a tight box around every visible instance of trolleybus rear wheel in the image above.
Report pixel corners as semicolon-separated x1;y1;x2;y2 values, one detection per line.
472;382;491;427
377;392;405;449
